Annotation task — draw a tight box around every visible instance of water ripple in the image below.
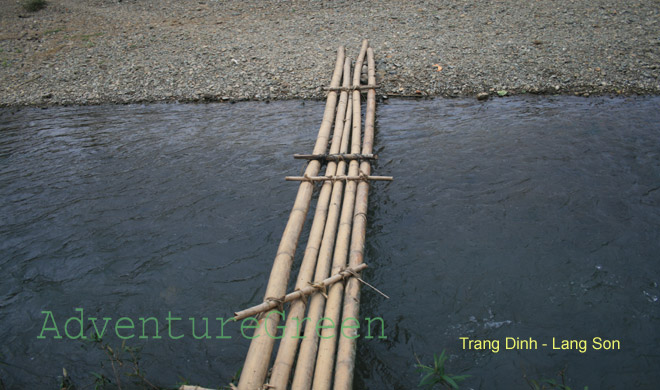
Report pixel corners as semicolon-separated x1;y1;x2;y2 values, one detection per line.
2;97;660;389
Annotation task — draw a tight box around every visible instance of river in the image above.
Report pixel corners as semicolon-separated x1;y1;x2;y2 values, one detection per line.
1;96;659;389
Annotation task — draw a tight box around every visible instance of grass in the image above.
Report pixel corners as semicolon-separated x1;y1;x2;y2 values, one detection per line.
416;350;470;389
415;351;589;390
22;0;47;12
220;367;242;390
525;369;589;390
78;32;105;41
77;32;105;47
44;28;63;35
56;333;243;390
58;333;161;390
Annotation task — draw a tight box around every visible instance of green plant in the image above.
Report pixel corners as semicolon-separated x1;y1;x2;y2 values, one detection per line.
416;350;470;389
90;371;110;390
524;369;588;390
175;377;190;388
58;367;75;390
220;366;242;389
22;0;47;12
81;333;159;390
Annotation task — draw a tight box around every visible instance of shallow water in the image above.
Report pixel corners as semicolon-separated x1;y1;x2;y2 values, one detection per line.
1;97;659;389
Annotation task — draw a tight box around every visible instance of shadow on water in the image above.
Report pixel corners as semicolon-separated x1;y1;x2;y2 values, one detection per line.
1;96;659;389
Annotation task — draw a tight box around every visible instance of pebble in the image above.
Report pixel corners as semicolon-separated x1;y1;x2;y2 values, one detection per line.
477;92;490;101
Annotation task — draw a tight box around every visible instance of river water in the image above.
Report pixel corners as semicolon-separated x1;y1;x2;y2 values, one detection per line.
1;96;659;389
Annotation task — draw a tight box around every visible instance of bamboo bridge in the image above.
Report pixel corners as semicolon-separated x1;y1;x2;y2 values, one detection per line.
185;39;390;390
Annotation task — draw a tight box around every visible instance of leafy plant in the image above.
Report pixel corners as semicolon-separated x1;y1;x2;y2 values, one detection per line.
416;350;469;389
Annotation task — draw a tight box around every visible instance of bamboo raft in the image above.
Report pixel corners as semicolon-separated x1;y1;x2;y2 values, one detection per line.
186;39;389;390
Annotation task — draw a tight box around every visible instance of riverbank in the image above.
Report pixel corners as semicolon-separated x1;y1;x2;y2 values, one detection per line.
1;0;659;106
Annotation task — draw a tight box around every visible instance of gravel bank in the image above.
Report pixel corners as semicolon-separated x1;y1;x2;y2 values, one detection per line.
1;0;659;106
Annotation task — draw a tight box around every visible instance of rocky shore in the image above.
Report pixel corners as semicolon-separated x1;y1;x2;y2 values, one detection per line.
1;0;659;106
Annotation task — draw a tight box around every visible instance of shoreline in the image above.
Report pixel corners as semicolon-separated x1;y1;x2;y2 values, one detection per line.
2;0;659;107
3;91;660;110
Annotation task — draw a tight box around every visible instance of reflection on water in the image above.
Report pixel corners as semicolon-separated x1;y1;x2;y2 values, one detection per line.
1;97;659;389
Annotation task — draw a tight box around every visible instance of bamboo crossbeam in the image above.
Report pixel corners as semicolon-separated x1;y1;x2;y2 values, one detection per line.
285;175;393;182
237;47;346;390
267;57;354;390
311;39;370;390
293;153;378;162
323;84;379;91
232;263;368;321
333;46;378;390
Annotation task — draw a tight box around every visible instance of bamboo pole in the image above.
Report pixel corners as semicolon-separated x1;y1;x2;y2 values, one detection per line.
333;46;378;390
291;41;369;390
286;94;354;390
233;263;368;321
311;39;369;390
237;47;345;390
266;56;353;390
